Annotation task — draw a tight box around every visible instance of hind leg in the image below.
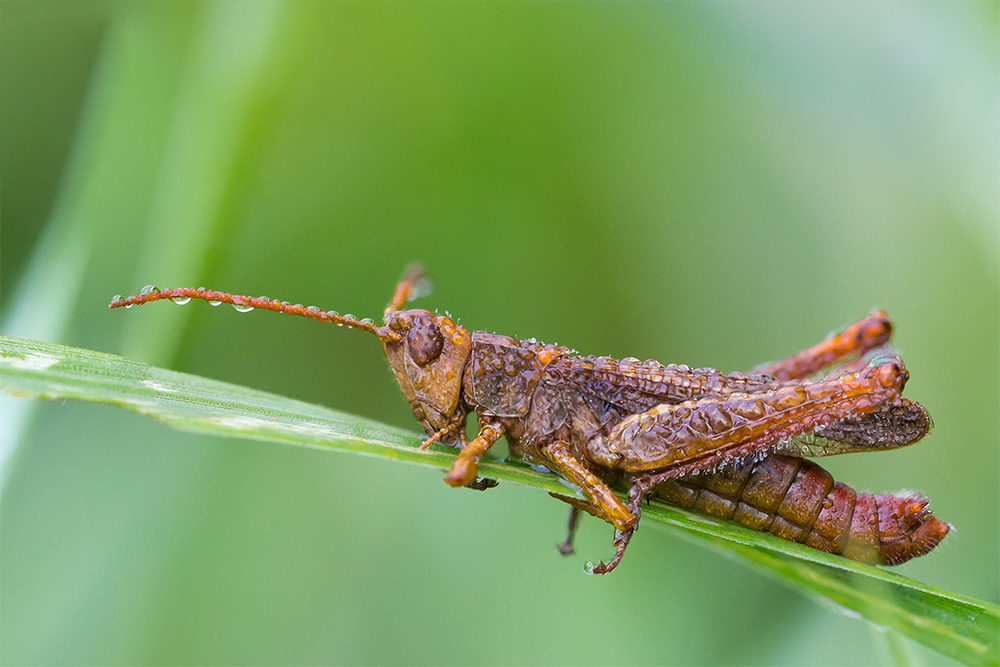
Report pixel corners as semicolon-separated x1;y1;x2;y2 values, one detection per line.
753;312;893;381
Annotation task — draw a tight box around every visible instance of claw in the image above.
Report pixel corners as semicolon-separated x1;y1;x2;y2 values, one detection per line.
585;485;646;573
586;527;634;574
464;477;499;491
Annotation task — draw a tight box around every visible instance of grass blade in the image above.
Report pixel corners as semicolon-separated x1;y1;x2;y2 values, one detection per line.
1;335;996;665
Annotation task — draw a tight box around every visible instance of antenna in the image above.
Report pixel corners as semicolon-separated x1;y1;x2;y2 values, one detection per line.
109;285;400;342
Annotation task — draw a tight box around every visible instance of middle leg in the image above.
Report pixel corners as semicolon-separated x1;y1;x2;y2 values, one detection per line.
540;441;635;532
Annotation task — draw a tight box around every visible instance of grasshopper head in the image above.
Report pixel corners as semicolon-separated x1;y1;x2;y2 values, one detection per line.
382;309;472;442
108;268;472;443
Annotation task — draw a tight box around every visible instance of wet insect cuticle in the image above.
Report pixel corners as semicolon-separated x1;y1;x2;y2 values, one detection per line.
110;266;947;573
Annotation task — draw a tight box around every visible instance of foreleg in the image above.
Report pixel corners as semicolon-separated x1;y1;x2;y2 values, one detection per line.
443;423;505;487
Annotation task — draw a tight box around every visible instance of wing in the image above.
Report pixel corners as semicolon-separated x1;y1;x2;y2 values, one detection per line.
550;354;779;416
601;360;910;474
777;396;931;457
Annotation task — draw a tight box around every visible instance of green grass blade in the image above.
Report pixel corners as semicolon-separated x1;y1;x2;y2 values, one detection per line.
1;335;996;665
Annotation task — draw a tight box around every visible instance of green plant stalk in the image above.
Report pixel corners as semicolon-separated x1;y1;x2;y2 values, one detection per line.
1;335;996;666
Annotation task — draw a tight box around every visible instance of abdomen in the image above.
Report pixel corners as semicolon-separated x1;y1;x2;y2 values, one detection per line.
656;454;949;565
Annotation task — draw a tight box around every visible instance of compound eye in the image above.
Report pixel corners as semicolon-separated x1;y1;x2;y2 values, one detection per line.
407;321;444;367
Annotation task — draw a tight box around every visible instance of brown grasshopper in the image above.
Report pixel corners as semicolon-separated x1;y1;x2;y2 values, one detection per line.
110;267;948;573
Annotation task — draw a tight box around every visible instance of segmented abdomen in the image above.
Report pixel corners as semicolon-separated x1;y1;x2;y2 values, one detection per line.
656;454;948;565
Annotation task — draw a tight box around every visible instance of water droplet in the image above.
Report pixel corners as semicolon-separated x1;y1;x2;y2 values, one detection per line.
637;413;656;431
584;562;596;575
359;317;374;326
307;306;320;311
139;285;160;296
233;304;254;313
258;296;269;302
344;314;355;322
326;310;339;317
208;300;222;307
125;304;134;309
111;295;123;304
171;296;191;305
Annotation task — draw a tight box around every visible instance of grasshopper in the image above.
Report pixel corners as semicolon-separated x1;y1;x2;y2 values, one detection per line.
110;267;948;573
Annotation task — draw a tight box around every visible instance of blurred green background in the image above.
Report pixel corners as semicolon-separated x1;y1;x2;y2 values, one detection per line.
2;1;997;665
